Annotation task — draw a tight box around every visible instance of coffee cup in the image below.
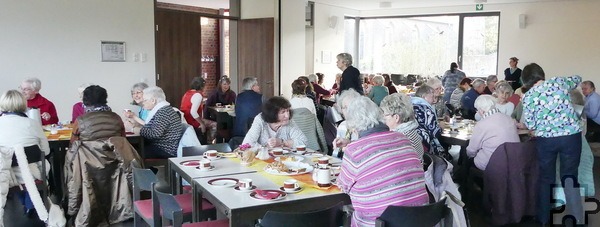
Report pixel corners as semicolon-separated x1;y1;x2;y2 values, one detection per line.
316;168;332;187
225;104;232;109
216;103;222;107
199;160;211;170
296;145;306;152
238;178;253;190
317;157;329;168
204;150;219;159
283;179;300;191
271;148;284;156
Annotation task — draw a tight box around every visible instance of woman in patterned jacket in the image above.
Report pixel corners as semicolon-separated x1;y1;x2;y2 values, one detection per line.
412;85;450;160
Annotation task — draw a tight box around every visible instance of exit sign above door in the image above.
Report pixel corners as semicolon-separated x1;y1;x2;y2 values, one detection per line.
476;4;484;11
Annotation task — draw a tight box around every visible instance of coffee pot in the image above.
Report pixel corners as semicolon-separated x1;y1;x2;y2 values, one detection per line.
312;167;333;187
26;107;42;126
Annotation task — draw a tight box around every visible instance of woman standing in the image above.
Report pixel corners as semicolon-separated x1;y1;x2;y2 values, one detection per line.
441;62;466;103
504;57;522;90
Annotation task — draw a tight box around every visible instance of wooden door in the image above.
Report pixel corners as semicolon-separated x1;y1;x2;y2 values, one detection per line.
238;18;275;98
155;10;201;108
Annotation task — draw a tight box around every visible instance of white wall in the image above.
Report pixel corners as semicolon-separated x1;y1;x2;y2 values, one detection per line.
241;0;275;19
280;0;307;97
358;1;600;86
0;0;155;122
311;3;359;88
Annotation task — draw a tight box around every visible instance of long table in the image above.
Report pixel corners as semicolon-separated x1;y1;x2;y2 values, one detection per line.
168;151;349;226
46;128;144;199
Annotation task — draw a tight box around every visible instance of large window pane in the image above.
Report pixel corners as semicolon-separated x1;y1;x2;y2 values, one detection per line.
461;16;499;78
344;18;356;59
358;16;459;77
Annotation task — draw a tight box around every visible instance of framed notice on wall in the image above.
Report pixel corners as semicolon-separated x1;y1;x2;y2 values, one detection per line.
101;41;126;62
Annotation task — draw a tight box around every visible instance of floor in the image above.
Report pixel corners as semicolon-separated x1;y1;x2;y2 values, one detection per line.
5;159;599;227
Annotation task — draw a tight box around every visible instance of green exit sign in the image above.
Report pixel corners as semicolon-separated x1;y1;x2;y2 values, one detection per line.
476;4;484;11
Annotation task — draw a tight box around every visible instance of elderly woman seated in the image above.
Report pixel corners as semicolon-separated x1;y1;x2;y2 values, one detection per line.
337;96;428;227
242;96;308;148
368;75;389;106
466;95;519;170
493;81;515;116
412;85;450;160
380;93;425;160
130;86;184;158
66;85;141;226
0;90;50;216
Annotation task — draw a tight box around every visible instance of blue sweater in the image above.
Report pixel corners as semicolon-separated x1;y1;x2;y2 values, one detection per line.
233;90;263;137
461;89;480;120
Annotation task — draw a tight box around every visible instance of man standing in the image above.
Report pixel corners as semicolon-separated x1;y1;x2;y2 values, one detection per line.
461;78;486;120
20;78;59;125
581;80;600;141
336;53;363;95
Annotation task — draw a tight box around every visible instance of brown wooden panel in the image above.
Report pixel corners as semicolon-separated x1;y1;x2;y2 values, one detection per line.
155;10;201;108
238;18;275;98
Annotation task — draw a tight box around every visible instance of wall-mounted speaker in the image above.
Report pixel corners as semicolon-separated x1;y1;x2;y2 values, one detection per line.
519;14;527;29
328;16;338;29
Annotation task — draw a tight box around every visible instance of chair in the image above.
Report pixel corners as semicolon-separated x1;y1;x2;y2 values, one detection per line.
132;165;216;226
258;201;344;227
375;198;450;227
182;143;232;157
10;145;47;199
153;183;228;227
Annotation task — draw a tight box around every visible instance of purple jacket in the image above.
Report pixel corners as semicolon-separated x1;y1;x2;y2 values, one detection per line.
483;141;538;226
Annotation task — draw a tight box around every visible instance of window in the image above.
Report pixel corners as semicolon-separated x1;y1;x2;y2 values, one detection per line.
347;13;499;79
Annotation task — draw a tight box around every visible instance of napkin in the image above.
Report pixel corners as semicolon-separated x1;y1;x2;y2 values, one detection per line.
254;190;281;200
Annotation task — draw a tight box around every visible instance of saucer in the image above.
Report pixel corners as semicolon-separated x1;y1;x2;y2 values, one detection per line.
234;185;257;192
196;166;215;171
279;186;303;194
180;160;201;168
207;178;238;187
204;155;222;160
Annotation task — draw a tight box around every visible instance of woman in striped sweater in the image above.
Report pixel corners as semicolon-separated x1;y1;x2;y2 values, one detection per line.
337;96;429;227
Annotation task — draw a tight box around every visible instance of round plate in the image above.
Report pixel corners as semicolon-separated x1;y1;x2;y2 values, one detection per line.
279;186;303;194
234;185;257;192
180;160;201;168
250;190;287;201
207;178;238;187
274;155;304;162
306;153;324;158
196;166;215;172
264;161;314;176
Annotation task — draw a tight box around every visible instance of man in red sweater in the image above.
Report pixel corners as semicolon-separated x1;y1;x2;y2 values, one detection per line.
20;78;59;125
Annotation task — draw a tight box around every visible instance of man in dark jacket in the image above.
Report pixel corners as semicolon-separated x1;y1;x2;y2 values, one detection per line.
233;77;263;137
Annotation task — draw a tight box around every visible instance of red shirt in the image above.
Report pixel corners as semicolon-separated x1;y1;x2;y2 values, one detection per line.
27;93;59;125
180;90;202;128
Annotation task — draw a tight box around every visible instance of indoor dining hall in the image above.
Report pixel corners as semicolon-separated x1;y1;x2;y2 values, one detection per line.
1;0;599;226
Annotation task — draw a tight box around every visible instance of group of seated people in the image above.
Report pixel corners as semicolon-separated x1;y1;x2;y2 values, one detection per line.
0;51;595;226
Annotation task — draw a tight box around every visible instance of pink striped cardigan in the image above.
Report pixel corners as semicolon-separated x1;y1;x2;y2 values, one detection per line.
337;131;429;227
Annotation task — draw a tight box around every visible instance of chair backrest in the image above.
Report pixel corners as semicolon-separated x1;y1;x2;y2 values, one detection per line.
376;197;449;227
258;201;344;227
181;143;232;157
132;165;158;201
153;182;185;227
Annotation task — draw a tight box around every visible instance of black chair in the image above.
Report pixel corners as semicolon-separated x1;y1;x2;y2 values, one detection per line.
11;145;47;199
375;198;450;227
258;202;344;227
181;143;232;157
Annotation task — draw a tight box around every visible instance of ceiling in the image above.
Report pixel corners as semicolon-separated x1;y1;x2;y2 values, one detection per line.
159;0;571;11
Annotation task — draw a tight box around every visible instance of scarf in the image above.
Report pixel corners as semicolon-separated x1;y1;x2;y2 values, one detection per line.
411;96;432;109
393;120;419;134
358;122;389;138
84;105;111;113
145;101;170;123
1;111;28;118
481;108;499;119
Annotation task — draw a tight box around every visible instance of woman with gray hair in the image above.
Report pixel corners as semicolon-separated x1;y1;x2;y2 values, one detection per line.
380;93;425;160
467;95;519;170
20;77;59;125
493;81;515;116
124;82;149;128
336;53;363;95
131;86;184;158
412;85;449;159
337;96;428;226
368;75;389;106
309;73;333;101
